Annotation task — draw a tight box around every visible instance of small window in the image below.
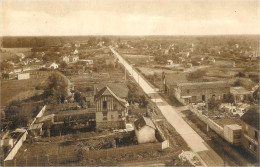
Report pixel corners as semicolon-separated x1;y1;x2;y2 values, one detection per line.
103;101;107;109
103;112;108;120
245;125;248;135
254;145;257;152
223;94;226;99
186;89;190;93
248;141;252;149
254;131;258;140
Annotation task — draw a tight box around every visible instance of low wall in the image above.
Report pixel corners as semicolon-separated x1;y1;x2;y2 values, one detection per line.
4;132;27;161
188;105;224;137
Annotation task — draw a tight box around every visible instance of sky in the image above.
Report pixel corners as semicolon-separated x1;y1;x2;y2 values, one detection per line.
1;0;260;36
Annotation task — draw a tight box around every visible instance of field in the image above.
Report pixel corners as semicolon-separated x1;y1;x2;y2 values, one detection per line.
1;71;50;107
1;48;32;61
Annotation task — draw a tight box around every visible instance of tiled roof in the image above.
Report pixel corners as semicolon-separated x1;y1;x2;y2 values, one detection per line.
241;109;260;130
94;83;128;99
94;86;127;105
177;81;230;89
134;116;156;130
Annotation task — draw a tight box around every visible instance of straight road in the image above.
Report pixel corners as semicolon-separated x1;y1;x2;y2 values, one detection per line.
110;47;224;166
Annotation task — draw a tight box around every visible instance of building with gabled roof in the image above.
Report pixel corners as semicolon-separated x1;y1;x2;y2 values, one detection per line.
134;116;157;144
240;109;260;160
94;86;128;130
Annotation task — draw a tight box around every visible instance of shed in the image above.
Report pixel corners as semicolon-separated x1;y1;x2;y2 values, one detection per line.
224;124;241;145
134;117;157;144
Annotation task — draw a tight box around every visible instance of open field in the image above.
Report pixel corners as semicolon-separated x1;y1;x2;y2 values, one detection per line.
1;48;32;61
1;71;50;106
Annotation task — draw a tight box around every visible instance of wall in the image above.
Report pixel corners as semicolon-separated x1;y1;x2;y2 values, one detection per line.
17;73;30;80
241;122;259;160
179;86;230;103
135;126;156;144
4;132;27;161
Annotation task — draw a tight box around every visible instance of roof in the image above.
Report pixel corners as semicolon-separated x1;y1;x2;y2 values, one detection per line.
94;83;129;99
29;123;43;130
241;109;260;130
177;81;230;90
134;117;156;131
225;124;241;130
35;114;54;123
230;87;252;95
94;86;127;105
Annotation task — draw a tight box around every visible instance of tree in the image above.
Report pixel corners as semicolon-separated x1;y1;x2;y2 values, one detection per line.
253;87;260;102
59;61;68;69
4;100;32;129
235;72;246;77
223;94;235;105
43;72;71;104
187;70;206;81
87;37;97;47
207;98;221;112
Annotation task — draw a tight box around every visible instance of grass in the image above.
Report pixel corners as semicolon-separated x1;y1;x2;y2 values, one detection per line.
1;71;50;106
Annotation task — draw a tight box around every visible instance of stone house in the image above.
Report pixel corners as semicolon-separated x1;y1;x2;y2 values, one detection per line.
134;117;157;144
167;81;230;104
240;110;260;160
94;86;128;130
230;87;253;103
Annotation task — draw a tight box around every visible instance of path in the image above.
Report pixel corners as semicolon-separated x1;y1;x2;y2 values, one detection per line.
110;47;224;166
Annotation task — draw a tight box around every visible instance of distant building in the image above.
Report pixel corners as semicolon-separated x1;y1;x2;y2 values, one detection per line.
230;87;253;103
134;117;157;144
62;55;70;63
69;55;79;63
167;81;230;104
167;60;173;65
73;49;79;54
94;83;129;99
17;73;30;80
45;62;59;69
240;110;260;160
94;86;128;130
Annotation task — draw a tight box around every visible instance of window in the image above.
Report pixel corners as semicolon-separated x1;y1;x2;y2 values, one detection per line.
223;94;226;100
254;131;258;140
103;112;108;120
103;101;107;109
248;141;252;149
245;125;248;135
202;95;205;101
254;145;257;152
186;89;190;93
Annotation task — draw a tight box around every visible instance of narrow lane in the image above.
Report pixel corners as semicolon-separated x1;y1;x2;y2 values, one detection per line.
110;47;224;166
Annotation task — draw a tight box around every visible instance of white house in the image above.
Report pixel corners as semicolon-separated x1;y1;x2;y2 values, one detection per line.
134;117;157;144
73;49;79;54
18;73;30;80
45;62;59;69
62;55;70;63
70;55;79;63
167;60;173;65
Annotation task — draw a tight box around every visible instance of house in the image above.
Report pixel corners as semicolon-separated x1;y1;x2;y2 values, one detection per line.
45;62;59;69
17;73;30;80
167;60;173;65
230;87;252;103
240;109;260;160
69;55;79;63
94;86;128;130
167;81;230;104
94;83;129;99
62;55;70;63
134;117;157;144
28;123;43;137
73;49;79;54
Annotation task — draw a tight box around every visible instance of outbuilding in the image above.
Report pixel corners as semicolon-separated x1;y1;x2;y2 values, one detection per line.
134;117;157;144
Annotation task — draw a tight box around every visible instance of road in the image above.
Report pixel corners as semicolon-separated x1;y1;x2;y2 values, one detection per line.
110;47;224;166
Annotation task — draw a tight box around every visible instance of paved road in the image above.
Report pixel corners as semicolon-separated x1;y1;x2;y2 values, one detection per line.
110;47;224;166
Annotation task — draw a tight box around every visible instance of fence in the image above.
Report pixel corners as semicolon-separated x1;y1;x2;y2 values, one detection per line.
188;105;224;137
3;105;46;162
4;132;27;161
4;140;169;166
